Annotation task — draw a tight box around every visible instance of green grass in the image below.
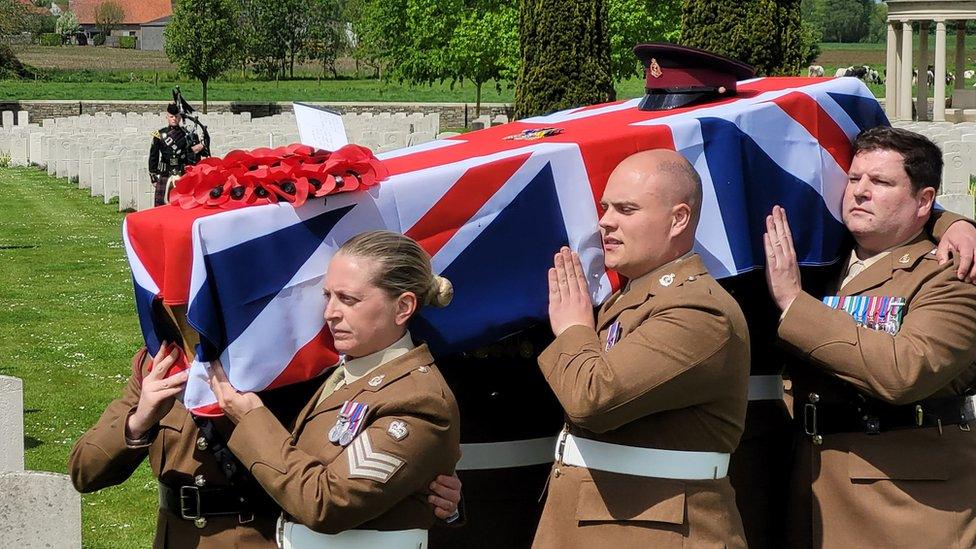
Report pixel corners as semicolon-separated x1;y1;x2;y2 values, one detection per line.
0;167;155;548
0;75;650;103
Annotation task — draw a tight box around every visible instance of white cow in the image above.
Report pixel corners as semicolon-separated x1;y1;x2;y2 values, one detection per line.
965;69;975;80
808;65;824;77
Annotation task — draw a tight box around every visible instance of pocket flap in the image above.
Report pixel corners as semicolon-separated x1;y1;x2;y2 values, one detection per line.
848;436;949;481
575;477;686;524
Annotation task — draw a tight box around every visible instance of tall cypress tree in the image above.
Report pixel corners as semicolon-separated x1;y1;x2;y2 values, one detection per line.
514;0;615;119
681;0;804;76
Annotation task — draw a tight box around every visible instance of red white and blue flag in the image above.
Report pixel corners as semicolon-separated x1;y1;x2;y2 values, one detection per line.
123;76;887;413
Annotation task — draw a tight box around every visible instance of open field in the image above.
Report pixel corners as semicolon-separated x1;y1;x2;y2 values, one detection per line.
6;41;973;103
0;167;154;548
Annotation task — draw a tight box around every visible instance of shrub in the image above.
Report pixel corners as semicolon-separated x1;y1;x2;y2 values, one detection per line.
39;32;61;46
93;33;106;46
118;35;136;49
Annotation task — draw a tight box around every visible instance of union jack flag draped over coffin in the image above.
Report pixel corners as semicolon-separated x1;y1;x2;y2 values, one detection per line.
123;76;888;414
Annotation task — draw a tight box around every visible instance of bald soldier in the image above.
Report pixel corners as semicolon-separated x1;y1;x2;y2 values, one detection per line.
533;150;749;547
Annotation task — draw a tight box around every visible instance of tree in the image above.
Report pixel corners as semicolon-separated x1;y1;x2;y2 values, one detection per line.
515;0;615;119
449;1;519;116
801;0;872;43
681;0;806;76
94;0;123;39
55;10;80;43
607;0;681;81
165;0;241;112
304;0;346;79
348;0;408;79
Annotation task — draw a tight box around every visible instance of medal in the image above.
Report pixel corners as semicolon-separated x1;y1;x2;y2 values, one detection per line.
329;401;355;443
605;321;621;351
822;295;907;334
338;402;369;447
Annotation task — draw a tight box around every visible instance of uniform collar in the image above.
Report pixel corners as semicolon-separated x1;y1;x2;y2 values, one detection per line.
598;252;707;332
295;344;435;429
837;232;935;295
341;331;414;386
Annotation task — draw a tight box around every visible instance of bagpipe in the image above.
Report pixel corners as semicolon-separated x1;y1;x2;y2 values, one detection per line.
172;87;211;160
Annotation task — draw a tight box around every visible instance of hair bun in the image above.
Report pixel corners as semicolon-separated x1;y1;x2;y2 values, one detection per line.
428;275;454;308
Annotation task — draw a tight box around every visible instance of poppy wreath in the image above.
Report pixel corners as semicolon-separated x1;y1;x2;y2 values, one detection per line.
169;143;390;210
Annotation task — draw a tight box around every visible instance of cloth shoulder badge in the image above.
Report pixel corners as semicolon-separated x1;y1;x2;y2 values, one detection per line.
346;432;404;484
822;295;907;335
605;320;622;351
329;400;369;447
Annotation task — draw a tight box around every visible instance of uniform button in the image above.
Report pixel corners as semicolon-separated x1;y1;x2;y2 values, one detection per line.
194;517;208;529
194;475;206;487
687;275;697;281
553;468;561;478
812;435;823;445
808;393;820;404
196;437;208;451
418;366;429;373
490;391;500;398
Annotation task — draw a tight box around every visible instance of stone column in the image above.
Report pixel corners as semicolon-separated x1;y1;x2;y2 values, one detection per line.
918;21;930;121
957;22;967;91
0;376;24;472
886;20;901;119
901;20;915;120
935;20;947;121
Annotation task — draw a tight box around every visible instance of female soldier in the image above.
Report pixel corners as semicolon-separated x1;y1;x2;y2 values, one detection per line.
209;230;461;548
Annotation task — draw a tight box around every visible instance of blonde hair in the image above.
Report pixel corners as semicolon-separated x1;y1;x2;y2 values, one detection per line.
337;230;453;309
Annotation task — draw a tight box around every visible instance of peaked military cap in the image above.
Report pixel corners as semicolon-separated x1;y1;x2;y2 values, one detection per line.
633;43;756;111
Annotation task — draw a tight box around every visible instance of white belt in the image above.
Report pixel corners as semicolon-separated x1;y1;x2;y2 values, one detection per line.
555;431;730;480
748;375;785;401
277;518;427;549
456;436;557;470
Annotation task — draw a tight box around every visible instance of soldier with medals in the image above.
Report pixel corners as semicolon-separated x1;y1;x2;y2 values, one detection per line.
148;103;207;206
68;236;462;548
207;231;462;548
534;148;750;548
765;126;976;547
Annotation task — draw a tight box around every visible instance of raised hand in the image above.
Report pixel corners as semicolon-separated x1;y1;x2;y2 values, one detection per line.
763;205;803;312
127;342;189;439
548;246;596;336
207;358;264;424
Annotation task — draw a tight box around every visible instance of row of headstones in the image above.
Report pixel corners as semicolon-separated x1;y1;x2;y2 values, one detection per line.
892;120;976;218
0;110;29;127
0;376;81;548
0;110;453;212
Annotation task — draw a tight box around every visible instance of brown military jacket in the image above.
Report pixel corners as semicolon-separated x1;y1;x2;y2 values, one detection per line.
68;348;319;548
533;254;750;548
227;344;461;534
780;235;976;548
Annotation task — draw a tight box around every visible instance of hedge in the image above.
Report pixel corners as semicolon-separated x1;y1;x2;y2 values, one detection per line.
39;33;61;47
119;36;136;49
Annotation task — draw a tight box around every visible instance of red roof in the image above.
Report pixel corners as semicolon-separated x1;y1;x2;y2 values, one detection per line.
69;0;172;25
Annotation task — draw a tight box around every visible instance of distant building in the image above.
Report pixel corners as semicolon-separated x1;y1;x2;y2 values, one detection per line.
69;0;172;51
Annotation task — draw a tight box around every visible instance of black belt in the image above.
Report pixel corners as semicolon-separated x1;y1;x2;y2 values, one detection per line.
803;394;976;439
159;482;272;522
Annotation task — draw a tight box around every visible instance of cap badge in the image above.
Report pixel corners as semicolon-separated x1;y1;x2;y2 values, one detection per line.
387;420;409;441
649;58;663;78
659;273;675;287
898;253;910;264
368;374;385;387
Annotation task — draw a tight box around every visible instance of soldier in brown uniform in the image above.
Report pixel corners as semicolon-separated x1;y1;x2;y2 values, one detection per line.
765;126;976;547
69;247;462;547
209;230;461;547
533;149;750;548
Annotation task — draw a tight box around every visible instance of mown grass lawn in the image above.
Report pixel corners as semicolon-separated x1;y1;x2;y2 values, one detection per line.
0;167;155;548
0;75;650;104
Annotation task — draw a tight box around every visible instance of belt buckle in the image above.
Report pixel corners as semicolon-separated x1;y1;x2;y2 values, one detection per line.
803;403;818;437
239;511;255;524
555;428;568;465
962;396;976;424
179;485;202;520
